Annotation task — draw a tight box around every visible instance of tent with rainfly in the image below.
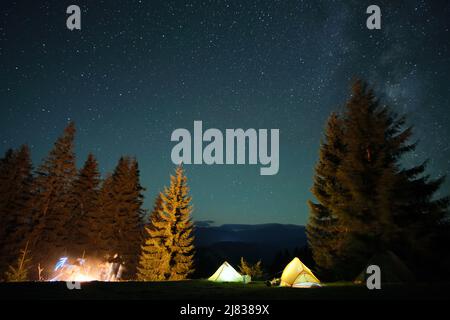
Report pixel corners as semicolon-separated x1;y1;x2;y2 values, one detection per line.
208;261;244;282
280;257;321;288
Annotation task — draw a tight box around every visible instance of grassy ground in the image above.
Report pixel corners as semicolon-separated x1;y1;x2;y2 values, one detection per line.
1;280;449;300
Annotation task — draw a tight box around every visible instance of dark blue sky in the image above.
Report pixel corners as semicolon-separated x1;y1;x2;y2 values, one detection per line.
1;0;449;225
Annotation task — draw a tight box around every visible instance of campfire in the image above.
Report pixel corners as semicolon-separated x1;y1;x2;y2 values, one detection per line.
50;255;123;282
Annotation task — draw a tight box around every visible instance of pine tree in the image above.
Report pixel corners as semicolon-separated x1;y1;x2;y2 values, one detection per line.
5;241;32;282
29;122;77;275
96;157;144;279
68;153;101;257
137;193;170;281
96;173;114;258
119;158;145;278
138;166;195;281
0;149;15;254
308;80;449;280
306;113;348;279
164;166;195;280
0;145;34;278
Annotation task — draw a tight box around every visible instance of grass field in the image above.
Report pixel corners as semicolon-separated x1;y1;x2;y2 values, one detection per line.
1;280;449;300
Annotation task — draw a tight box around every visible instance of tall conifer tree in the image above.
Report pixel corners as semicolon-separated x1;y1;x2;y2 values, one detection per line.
30;122;77;274
308;80;449;280
96;157;144;279
137;193;169;281
306;113;348;278
138;166;195;280
68;153;101;257
95;173;114;257
0;146;33;278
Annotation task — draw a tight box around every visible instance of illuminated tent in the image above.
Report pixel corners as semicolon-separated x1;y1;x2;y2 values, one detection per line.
280;257;321;288
354;251;415;284
208;261;243;282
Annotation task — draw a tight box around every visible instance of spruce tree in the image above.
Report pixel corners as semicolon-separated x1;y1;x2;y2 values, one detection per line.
137;193;169;281
68;153;101;257
306;113;347;278
0;150;15;228
138;166;195;281
308;80;449;280
164;166;195;280
97;157;144;279
95;173;114;258
118;158;145;278
0;145;34;278
29;122;77;275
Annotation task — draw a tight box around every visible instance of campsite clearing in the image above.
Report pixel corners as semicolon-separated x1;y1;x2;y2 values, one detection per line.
0;280;449;300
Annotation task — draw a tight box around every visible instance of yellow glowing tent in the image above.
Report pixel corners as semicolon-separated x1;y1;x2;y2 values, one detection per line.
208;261;244;282
280;257;321;288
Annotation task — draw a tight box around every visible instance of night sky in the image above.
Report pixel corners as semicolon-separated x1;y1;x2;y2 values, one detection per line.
1;0;449;225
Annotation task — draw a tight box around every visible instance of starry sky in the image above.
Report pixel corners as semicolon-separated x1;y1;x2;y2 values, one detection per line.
1;0;449;226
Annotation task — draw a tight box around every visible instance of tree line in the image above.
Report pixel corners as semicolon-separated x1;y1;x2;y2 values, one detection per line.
1;78;449;283
307;80;450;281
0;122;194;281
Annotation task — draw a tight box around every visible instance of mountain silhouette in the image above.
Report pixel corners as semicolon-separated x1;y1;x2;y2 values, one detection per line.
193;223;307;278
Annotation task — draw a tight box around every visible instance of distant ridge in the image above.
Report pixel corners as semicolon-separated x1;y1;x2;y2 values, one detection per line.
193;223;307;277
194;222;307;248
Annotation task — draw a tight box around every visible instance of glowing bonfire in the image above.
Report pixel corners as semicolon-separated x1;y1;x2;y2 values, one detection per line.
50;255;124;282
